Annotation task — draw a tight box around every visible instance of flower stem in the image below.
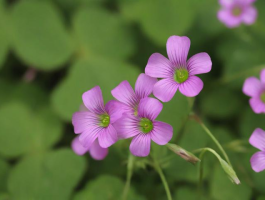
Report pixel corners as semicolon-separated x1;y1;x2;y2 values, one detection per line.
122;153;134;200
153;158;172;200
198;149;206;191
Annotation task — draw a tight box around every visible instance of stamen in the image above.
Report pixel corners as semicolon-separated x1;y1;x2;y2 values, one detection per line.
139;118;153;133
99;114;110;127
174;68;189;83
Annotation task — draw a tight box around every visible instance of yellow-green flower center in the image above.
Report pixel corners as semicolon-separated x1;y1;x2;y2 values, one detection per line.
232;7;242;16
99;114;110;127
174;68;189;83
139;118;153;133
261;92;265;103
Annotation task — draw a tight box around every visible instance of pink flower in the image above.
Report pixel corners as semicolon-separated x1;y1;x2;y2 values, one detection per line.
72;136;108;160
114;97;173;157
218;0;257;28
145;35;212;102
243;69;265;114
249;128;265;172
72;86;124;149
111;73;157;115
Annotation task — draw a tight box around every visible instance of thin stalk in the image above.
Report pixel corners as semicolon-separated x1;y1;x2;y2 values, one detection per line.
198;149;207;192
122;153;134;200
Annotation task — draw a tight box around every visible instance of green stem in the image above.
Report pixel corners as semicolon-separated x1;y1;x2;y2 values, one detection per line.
153;157;172;200
122;153;134;200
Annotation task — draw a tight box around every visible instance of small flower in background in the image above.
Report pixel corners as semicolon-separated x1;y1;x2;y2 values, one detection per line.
218;0;257;28
249;128;265;172
111;73;157;115
72;86;124;149
145;35;212;102
72;136;108;160
114;97;173;157
243;69;265;114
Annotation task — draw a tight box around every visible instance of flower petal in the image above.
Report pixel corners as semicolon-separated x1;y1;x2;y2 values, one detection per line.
261;69;265;84
130;134;151;157
82;86;105;115
249;128;265;151
187;53;212;75
113;114;141;139
153;79;178;102
243;77;263;97
135;73;158;99
72;111;99;134
111;81;138;108
166;36;190;66
151;121;173;145
219;0;234;7
89;139;108;160
98;124;118;148
105;100;126;124
249;97;265;114
138;97;163;121
250;151;265;172
218;9;241;28
71;136;89;155
79;126;102;148
242;6;257;25
179;76;203;97
145;53;174;78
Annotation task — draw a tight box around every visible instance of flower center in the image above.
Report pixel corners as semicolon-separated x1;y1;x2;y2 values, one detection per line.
232;7;242;16
139;118;153;133
99;114;110;127
174;68;189;83
261;92;265;103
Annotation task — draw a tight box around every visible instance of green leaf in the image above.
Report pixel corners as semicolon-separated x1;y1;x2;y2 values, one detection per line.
10;0;74;70
73;175;145;200
0;102;63;158
0;159;9;192
52;58;140;121
73;7;135;59
0;0;9;69
8;149;87;200
119;0;195;46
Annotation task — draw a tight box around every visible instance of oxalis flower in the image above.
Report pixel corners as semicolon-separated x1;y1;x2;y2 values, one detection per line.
145;35;212;102
72;136;108;160
111;73;157;115
114;97;173;157
249;128;265;172
243;69;265;114
72;86;124;149
218;0;257;28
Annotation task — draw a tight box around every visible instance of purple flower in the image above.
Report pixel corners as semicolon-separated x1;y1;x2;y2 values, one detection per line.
145;35;212;102
72;136;108;160
114;97;173;157
111;73;157;115
72;86;124;149
218;0;257;28
243;69;265;114
249;128;265;172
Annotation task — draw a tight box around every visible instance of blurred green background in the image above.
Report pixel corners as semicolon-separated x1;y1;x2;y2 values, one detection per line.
0;0;265;199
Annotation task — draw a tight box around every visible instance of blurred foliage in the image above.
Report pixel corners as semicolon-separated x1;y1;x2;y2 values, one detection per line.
0;0;264;199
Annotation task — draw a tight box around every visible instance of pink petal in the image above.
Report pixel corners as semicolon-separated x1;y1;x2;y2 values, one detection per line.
98;124;118;148
89;139;108;160
151;121;173;145
218;9;242;28
187;53;212;76
111;81;138;108
153;79;178;102
130;134;151;157
113;114;141;139
179;76;203;97
243;77;263;97
79;104;88;112
135;73;158;99
82;86;106;115
145;53;174;78
219;0;234;7
249;97;265;114
79;126;102;148
242;6;257;25
249;128;265;151
138;97;163;121
261;69;265;84
71;136;89;155
72;111;99;134
105;100;125;124
250;151;265;172
166;36;190;66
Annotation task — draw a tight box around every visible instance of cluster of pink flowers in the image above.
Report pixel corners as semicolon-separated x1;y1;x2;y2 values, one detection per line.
71;35;212;159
